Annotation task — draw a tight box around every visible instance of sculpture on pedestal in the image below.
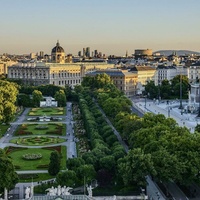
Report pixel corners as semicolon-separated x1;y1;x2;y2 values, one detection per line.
46;186;72;196
87;185;93;198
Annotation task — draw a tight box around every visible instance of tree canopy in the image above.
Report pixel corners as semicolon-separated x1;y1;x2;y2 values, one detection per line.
0;80;19;123
48;151;61;176
0;149;19;193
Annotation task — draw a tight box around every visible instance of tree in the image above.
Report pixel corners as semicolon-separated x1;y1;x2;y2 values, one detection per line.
32;90;43;107
66;157;85;171
144;80;158;99
48;151;61;176
0;80;19;123
56;170;77;187
99;155;115;172
171;75;189;99
160;80;171;99
0;149;19;193
76;164;96;184
54;89;67;107
17;94;31;107
118;148;156;187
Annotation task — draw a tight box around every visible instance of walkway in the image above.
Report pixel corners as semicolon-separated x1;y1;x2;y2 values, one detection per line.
133;99;199;133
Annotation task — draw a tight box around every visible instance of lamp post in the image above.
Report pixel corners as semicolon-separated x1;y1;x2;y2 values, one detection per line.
168;106;170;118
145;95;147;109
197;83;200;117
179;72;183;110
158;82;161;104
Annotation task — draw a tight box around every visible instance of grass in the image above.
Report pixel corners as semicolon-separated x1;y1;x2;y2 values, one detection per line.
0;124;10;137
8;148;54;170
60;145;67;170
8;146;66;170
28;107;65;116
10;136;66;146
14;123;66;136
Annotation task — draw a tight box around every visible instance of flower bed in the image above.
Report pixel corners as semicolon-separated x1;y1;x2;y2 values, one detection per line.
36;164;49;169
42;145;62;154
5;146;28;154
35;125;48;130
22;153;42;160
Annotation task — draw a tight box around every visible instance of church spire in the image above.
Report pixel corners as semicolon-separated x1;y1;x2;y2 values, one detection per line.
56;40;60;46
126;50;128;57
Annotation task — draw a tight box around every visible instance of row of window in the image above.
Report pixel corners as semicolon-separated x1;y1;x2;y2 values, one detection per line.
52;79;81;85
52;73;80;78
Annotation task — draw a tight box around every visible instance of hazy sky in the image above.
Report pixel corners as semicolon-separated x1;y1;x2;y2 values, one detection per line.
0;0;200;56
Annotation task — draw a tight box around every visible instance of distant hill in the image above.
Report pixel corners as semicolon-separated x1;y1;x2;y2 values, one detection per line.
153;50;200;56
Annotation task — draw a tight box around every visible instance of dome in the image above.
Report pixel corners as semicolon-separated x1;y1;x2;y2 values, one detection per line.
51;41;64;53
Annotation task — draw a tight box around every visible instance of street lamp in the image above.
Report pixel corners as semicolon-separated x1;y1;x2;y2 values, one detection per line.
197;83;200;117
158;82;161;104
145;95;147;109
179;72;183;110
168;106;170;118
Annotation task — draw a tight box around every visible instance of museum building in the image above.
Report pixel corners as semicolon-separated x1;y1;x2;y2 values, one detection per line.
7;41;114;88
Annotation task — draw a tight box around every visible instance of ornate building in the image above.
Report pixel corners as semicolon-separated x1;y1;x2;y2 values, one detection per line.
51;41;65;64
7;41;114;88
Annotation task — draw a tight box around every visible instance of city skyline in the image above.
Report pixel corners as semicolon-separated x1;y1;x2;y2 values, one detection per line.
0;0;200;56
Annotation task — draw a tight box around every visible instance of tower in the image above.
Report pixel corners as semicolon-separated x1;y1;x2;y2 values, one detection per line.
51;41;65;64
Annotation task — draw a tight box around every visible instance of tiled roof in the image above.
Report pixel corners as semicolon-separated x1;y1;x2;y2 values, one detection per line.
88;70;125;77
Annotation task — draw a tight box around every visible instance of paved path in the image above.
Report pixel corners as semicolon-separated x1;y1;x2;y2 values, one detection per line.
133;99;200;133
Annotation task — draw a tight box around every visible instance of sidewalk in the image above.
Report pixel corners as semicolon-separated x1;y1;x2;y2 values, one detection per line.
134;100;199;133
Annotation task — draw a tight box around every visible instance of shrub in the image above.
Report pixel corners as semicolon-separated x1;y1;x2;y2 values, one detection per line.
35;125;48;130
37;164;49;169
14;165;21;169
18;173;39;180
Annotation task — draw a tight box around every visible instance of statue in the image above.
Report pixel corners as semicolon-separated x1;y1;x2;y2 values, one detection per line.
87;185;93;197
25;187;30;199
57;185;61;196
46;186;55;196
63;186;73;195
54;187;58;196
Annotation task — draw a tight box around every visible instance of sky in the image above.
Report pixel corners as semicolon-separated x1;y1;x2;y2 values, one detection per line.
0;0;200;56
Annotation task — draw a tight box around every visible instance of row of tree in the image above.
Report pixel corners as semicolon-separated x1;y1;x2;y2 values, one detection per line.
144;75;189;99
81;73;200;186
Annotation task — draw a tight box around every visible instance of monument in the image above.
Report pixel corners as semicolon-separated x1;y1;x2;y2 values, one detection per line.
46;186;73;196
40;97;58;107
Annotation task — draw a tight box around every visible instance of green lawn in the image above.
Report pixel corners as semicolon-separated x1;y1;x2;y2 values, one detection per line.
10;136;66;146
8;146;67;170
14;123;66;136
0;124;10;137
28;107;66;116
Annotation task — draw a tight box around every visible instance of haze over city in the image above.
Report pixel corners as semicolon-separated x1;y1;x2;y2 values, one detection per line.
1;0;200;55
